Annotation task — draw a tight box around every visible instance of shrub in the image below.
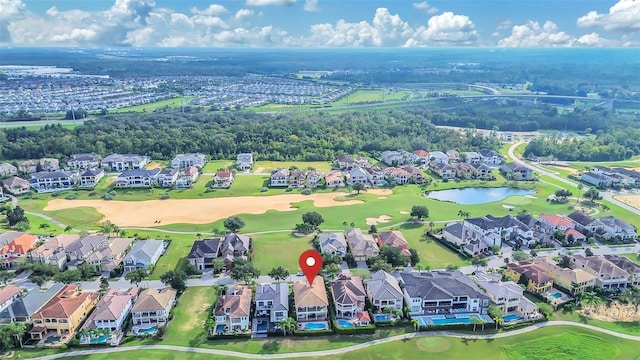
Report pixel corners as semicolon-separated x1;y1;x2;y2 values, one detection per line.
285;188;293;192
260;187;268;192
51;191;62;197
65;194;77;200
88;191;97;196
301;188;312;195
101;193;113;200
160;193;170;200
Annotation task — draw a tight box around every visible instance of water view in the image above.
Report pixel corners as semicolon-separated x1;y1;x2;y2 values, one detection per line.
425;187;535;205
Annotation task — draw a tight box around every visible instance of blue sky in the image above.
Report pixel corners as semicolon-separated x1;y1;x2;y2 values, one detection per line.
1;0;638;47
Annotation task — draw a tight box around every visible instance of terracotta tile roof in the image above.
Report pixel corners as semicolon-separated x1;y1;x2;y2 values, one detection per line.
507;261;553;284
215;169;232;178
357;311;371;323
32;284;99;320
0;233;37;256
0;285;23;305
82;288;137;329
294;276;328;308
566;228;585;238
539;214;574;228
413;150;429;157
331;274;365;307
214;285;252;317
132;287;176;312
377;231;409;249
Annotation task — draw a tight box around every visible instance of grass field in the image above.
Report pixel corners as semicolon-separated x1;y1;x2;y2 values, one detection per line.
109;96;193;113
252;161;333;173
621;253;640;265
252;232;315;273
163;287;215;347
202;160;234;173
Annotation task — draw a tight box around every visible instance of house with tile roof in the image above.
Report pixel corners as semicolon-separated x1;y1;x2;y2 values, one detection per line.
0;285;23;315
2;176;31;195
364;270;403;313
336;155;355;170
318;232;348;258
80;287;138;337
533;257;596;295
0;232;38;268
82;237;134;275
567;210;598;233
412;150;430;165
464;152;482;165
429;151;449;164
384;167;411;185
347;167;370;186
401;164;425;184
505;261;554;294
293;277;329;323
187;238;221;272
603;255;640;287
306;170;323;188
453;162;476;179
538;214;575;233
131;287;177;329
213;169;234;188
381;150;412;166
213;285;253;333
472;271;538;320
288;169;307;188
330;274;369;325
431;161;456;179
123;239;166;273
114;168;160;188
236;153;254;171
500;162;534;181
29;284;100;340
592;216;636;241
101;154;150;171
254;283;289;329
39;158;60;172
473;163;494;180
0;283;65;324
156;168;179;187
176;166;199;189
18;160;37;174
324;170;345;187
571;254;630;290
30;234;80;270
0;163;18;177
377;230;411;258
399;270;490;316
479;149;503;166
346;228;379;262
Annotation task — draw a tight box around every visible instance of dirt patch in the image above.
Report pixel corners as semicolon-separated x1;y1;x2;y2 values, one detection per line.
254;167;265;173
146;162;162;170
549;165;579;175
400;210;410;215
366;215;392;225
614;194;640;211
580;301;640;322
44;190;392;227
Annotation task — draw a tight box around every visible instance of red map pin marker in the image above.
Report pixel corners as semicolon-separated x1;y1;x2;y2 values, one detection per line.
298;249;323;287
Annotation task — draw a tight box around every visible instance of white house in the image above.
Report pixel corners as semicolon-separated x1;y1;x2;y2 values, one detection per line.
79;168;105;188
114;169;160;188
270;168;289;187
29;171;78;193
101;154;150;172
236;153;254;171
254;283;289;328
123;240;165;273
171;153;206;169
347;167;369;185
0;163;18;177
81;287;138;335
66;153;101;170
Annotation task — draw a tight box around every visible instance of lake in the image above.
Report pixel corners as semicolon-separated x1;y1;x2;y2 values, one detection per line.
425;187;535;205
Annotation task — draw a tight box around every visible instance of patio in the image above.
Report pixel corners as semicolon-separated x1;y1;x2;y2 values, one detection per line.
542;288;573;307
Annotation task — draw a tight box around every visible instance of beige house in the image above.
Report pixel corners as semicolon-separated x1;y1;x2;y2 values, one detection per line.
346;228;379;262
213;285;252;333
533;257;596;294
30;234;81;270
294;277;329;323
131;287;177;329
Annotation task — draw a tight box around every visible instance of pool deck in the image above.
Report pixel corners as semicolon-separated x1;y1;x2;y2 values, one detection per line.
542;288;573;306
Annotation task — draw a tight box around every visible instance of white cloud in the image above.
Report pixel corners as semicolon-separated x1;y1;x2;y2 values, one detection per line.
412;12;478;45
0;0;26;19
498;20;573;47
496;20;512;30
190;4;227;16
577;0;640;31
193;15;228;28
412;1;437;15
303;0;320;12
235;9;254;20
246;0;296;6
576;32;606;46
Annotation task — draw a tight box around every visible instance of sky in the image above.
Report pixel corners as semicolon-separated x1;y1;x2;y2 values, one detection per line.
0;0;638;47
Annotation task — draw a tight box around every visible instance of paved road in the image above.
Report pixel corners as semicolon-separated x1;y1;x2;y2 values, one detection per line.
27;321;640;360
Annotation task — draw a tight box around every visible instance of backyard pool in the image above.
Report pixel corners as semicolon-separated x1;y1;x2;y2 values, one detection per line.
425;187;535;205
43;336;61;344
416;314;493;326
374;314;392;322
214;325;227;334
136;325;158;335
502;314;524;322
301;322;328;330
90;334;112;344
257;322;268;332
549;292;563;299
337;319;355;328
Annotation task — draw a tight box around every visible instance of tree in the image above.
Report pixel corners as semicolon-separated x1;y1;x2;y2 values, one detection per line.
411;318;419;331
64;225;73;232
160;270;188;293
268;266;289;283
125;269;148;286
554;189;572;201
471;316;482;332
538;303;553;318
54;269;82;284
31;276;46;287
223;216;245;233
212;258;226;274
558;255;571;268
0;271;15;285
77;263;97;280
352;182;365;194
342;221;348;231
409;248;420;266
39;223;50;230
323;263;342;279
584;187;601;204
294;223;315;234
428;221;435;233
581;291;602;308
230;259;260;284
98;220;118;236
576;183;584;204
410;205;429;220
377;245;409;267
487;305;504;329
6;206;27;226
8;322;26;349
471;255;488;270
369;224;377;234
511;251;530;262
370;259;393;273
302;211;324;229
584;248;594;256
277;317;297;336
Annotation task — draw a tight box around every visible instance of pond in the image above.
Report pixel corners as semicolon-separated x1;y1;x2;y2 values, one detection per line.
425;187;535;205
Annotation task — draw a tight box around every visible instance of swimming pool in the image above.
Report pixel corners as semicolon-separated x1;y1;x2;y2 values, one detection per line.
549;292;563;299
337;319;355;328
502;314;523;322
89;334;112;344
137;325;158;335
257;322;268;332
416;314;493;326
43;336;61;344
302;322;328;330
373;314;392;322
214;324;226;334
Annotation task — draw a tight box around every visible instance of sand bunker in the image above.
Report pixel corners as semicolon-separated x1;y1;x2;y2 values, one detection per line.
614;194;640;211
524;195;537;199
366;215;392;226
378;196;387;199
580;301;640;322
400;210;410;215
44;189;392;227
502;204;515;210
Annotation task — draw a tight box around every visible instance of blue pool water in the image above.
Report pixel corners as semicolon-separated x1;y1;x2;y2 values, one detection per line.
90;334;112;344
214;325;226;334
416;314;493;326
337;319;355;328
549;292;563;299
503;314;523;322
44;336;61;344
374;314;392;322
257;322;268;332
426;187;535;205
137;325;158;334
302;322;328;330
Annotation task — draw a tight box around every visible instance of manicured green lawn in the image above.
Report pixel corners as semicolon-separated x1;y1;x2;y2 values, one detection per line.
109;96;192;113
568;157;640;171
252;161;333;173
252;232;315;273
44;207;104;229
331;90;409;106
164;287;216;347
202;160;234;173
620;253;640;265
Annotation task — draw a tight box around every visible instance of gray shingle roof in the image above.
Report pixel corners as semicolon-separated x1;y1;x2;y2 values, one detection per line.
399;270;488;301
255;283;289;312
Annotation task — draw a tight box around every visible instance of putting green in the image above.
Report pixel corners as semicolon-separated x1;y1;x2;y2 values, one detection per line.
502;195;532;206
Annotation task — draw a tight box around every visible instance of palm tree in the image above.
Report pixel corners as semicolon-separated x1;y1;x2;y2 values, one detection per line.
471;316;482;332
342;221;348;231
581;291;602;308
576;184;584;205
493;316;503;330
64;225;73;232
277;317;297;336
9;322;26;348
479;318;487;331
205;318;214;335
457;210;465;221
428;221;435;233
411;318;419;331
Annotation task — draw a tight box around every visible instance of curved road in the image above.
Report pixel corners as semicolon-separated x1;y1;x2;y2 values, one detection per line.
28;321;640;360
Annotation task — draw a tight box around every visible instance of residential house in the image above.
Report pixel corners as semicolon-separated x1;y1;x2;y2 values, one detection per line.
318;232;348;258
441;222;490;257
566;228;587;243
505;261;554;294
270;168;289;187
533;257;596;294
336;155;355;170
83;237;134;275
464;215;534;247
346;228;379;262
473;163;494;180
0;163;18;177
472;271;538;319
500;163;534;181
324;170;345;187
603;255;640;287
0;285;23;317
213;285;252;333
501;132;514;142
212;169;233;188
567;210;598;233
220;233;251;263
293;277;329;322
331;274;370;325
114;169;160;188
347;167;369;186
29;171;78;193
377;230;410;257
39;158;60;172
365;166;385;186
381;150;412;166
289;170;307;188
131;287;177;328
187;238;221;272
306;170;322;188
479;149;503;166
431;162;456;179
364;270;403;313
0;283;65;324
123;239;166;273
254;283;289;329
429;151;449;164
171;153;206;169
446;150;460;162
79;168;105;188
538;214;575;233
464;152;482;165
412;150;430;165
65;235;109;270
593;216;636;241
80;287;138;333
399;270;490;316
580;172;611;188
454;162;476;179
18;160;37;174
354;156;371;168
29;284;100;340
101;154;150;172
156;168;179;187
30;234;80;270
236;153;254;171
384;167;411;185
176;166;199;188
571;254;629;290
66;153;101;170
401;164;424;184
0;232;38;268
2;176;31;195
